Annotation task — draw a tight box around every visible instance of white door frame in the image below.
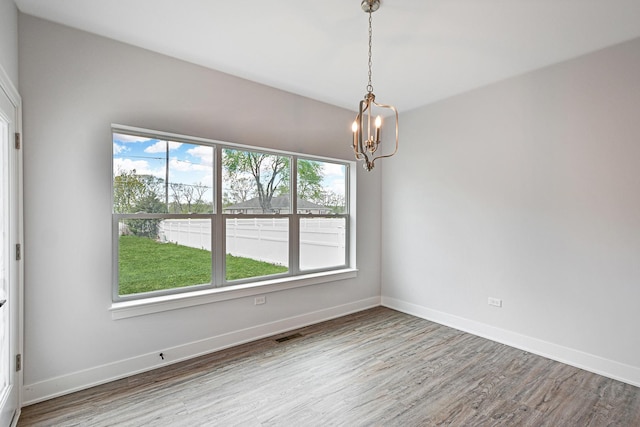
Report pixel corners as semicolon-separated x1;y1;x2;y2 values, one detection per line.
0;65;23;427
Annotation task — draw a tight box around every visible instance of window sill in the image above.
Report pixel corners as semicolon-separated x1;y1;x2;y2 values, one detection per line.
110;268;358;320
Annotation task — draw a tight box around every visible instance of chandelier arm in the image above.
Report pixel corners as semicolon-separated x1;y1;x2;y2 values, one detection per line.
356;100;367;157
369;102;399;161
352;122;370;164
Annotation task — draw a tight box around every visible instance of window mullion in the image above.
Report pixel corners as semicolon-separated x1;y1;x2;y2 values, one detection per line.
289;157;299;275
214;214;224;286
112;215;121;301
213;146;224;286
290;214;299;275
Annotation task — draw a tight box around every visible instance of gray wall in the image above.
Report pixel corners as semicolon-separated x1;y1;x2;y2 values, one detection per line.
0;0;18;87
19;14;381;403
382;37;640;385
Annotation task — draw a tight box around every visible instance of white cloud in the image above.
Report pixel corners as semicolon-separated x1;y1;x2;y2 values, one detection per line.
169;157;197;172
113;133;154;143
144;141;183;153
319;163;346;195
113;142;127;154
187;146;214;167
323;163;345;177
200;173;213;187
328;178;346;194
113;158;159;177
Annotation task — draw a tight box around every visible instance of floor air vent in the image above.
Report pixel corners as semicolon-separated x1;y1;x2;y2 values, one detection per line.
275;333;302;343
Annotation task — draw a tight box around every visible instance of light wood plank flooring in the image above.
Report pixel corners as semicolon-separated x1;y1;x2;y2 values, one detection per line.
18;307;640;426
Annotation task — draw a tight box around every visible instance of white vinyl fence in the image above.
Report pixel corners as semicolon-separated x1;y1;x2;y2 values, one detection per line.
158;218;346;270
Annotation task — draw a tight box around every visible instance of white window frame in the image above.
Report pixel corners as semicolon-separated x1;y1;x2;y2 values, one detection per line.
110;124;357;319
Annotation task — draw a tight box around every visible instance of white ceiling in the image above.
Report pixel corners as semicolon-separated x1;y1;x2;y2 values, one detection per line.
14;0;640;112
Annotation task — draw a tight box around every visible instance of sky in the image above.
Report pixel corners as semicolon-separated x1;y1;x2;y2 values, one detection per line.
113;133;214;202
113;132;346;204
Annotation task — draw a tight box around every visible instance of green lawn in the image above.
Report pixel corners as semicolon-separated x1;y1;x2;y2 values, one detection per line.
118;235;288;295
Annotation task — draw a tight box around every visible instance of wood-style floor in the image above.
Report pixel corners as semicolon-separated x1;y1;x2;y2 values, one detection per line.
18;307;640;426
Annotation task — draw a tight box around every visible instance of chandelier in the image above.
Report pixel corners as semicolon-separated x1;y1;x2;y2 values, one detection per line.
351;0;399;171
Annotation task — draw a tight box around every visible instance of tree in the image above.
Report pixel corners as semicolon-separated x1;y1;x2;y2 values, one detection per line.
222;172;255;207
114;169;165;214
127;194;166;237
193;182;209;209
169;182;212;213
222;150;329;212
191;182;212;213
296;160;324;204
114;169;166;238
170;183;195;213
114;169;146;213
223;150;288;213
321;191;346;214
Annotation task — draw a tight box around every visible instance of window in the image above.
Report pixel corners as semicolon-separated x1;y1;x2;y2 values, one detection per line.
112;126;352;302
297;159;347;271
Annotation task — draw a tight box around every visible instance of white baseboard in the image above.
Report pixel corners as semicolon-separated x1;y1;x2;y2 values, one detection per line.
23;297;381;405
26;295;637;406
382;296;640;388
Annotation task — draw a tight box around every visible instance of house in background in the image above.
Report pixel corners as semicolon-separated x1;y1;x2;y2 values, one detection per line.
0;0;639;421
224;195;330;215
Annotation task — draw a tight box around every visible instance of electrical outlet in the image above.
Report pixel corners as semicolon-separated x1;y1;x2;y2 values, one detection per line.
254;296;266;305
488;297;502;307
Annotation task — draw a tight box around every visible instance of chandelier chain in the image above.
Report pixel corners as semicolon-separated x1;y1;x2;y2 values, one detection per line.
367;8;373;94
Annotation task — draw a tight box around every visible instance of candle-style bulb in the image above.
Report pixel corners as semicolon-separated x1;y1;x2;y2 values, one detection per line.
375;115;382;142
352;120;358;148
